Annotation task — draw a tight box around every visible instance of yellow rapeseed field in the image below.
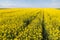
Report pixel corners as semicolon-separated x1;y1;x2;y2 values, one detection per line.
0;8;60;40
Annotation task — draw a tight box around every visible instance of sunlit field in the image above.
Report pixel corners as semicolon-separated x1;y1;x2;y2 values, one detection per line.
0;8;60;40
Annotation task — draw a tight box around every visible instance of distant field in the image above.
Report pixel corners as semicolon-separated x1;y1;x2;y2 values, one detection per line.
0;8;60;40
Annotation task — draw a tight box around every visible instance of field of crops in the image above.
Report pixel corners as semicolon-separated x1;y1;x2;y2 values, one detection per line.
0;8;60;40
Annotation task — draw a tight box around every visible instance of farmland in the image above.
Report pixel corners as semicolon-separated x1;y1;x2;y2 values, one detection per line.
0;8;60;40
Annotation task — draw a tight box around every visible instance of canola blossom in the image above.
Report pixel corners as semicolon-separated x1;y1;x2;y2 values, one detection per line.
0;8;60;40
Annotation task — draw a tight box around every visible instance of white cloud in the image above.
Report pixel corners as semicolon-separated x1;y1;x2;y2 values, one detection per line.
0;1;16;8
0;0;33;8
49;0;60;8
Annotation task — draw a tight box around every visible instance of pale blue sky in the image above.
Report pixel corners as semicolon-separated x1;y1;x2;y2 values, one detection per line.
0;0;60;8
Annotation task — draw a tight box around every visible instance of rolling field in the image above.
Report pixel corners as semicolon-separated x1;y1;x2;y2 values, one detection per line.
0;8;60;40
